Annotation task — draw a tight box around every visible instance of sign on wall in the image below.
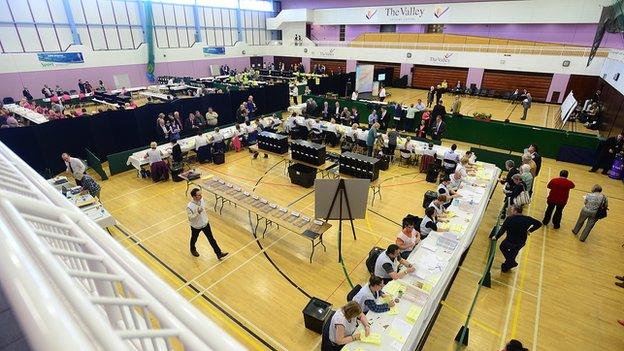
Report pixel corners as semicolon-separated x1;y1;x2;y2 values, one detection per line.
203;47;226;56
355;64;375;93
37;52;84;67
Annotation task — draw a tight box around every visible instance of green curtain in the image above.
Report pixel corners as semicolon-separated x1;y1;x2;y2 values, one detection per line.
144;0;155;82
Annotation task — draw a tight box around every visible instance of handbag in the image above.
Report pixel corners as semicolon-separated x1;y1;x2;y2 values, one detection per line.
595;196;608;219
514;187;531;206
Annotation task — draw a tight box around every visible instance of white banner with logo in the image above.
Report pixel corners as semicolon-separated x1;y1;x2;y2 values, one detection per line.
356;64;375;93
310;0;603;25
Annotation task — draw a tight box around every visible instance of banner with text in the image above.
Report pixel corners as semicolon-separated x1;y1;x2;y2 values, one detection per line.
37;52;84;67
203;47;226;56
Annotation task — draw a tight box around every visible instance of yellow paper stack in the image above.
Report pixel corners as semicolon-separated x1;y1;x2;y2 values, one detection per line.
360;333;382;345
405;305;423;324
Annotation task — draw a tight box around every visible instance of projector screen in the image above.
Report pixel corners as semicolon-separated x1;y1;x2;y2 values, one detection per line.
355;64;374;93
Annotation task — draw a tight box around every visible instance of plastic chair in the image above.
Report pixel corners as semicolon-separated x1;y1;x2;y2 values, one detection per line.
346;284;362;302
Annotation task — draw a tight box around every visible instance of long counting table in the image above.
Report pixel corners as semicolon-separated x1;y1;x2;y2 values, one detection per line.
3;104;48;124
200;175;332;262
343;162;500;351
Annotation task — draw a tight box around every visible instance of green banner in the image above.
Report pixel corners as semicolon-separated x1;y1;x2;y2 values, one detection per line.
144;0;155;82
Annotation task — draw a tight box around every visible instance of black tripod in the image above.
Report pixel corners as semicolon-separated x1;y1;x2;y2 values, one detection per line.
324;179;357;287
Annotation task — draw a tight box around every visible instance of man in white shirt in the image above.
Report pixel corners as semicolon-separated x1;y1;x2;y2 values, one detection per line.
442;144;460;173
351;90;359;101
187;188;228;259
379;86;387;102
194;132;208;151
415;99;426;112
61;152;86;185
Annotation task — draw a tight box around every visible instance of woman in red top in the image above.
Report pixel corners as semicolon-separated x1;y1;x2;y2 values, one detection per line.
542;170;575;229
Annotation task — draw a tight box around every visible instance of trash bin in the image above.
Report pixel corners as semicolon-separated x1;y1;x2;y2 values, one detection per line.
302;297;332;334
288;163;316;188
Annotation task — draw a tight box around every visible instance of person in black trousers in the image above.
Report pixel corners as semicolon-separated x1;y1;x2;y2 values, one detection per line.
490;205;542;272
590;133;623;174
186;188;228;259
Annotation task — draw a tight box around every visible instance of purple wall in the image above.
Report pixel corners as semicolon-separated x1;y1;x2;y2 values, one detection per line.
466;68;484;89
1;56;251;100
547;73;571;103
346;25;380;41
443;24;624;49
346;60;357;73
310;24;340;41
282;0;491;10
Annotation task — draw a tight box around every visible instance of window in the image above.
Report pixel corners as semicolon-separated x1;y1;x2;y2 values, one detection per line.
426;24;444;33
339;25;345;41
380;25;396;33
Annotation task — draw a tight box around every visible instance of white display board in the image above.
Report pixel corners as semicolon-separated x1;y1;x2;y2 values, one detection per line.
314;179;369;220
113;74;131;89
210;64;221;76
560;91;578;128
355;64;374;93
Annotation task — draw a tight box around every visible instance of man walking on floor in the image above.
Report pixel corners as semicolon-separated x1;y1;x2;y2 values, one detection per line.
521;92;532;120
490;205;542;272
542;170;575;229
187;188;228;259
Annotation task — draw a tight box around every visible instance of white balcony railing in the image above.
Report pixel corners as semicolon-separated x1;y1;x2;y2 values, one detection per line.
0;141;245;351
267;40;608;57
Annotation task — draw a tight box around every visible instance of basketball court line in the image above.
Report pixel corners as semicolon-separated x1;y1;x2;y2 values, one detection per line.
439;300;502;337
101;180;160;204
458;266;537;298
532;167;550;349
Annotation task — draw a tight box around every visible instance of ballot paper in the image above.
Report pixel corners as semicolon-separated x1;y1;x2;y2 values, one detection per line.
384;280;406;295
388;306;399;315
420;239;438;252
405;305;423;324
359;332;381;345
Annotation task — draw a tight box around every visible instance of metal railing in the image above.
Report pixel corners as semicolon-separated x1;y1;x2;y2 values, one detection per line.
0;141;245;351
267;40;609;57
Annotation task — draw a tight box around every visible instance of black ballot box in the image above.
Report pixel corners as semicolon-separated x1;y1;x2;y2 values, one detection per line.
302;297;332;334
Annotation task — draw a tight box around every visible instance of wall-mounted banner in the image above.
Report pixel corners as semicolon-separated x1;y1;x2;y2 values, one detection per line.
37;52;84;67
203;46;226;56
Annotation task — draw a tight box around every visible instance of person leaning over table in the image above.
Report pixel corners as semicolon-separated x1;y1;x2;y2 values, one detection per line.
504;174;526;207
352;276;395;314
449;170;463;191
396;218;421;259
456;157;476;178
420;206;448;239
143;142;169;182
572;184;608;242
74;172;101;198
374;244;416;284
438;176;461;208
490;205;541;273
429;195;449;222
385;127;399;157
61;153;86;186
323;301;370;351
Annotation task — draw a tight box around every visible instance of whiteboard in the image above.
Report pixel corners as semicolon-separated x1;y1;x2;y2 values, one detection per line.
560;91;578;128
355;64;374;93
113;74;131;89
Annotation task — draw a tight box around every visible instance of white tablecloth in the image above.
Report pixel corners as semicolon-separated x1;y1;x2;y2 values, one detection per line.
343;163;500;351
4;104;48;124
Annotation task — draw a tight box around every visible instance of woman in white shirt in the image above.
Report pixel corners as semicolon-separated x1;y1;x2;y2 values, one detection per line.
428;195;449;222
324;301;370;350
379;86;387;102
396;220;420;259
351;90;358;101
143;142;169;182
144;142;163;165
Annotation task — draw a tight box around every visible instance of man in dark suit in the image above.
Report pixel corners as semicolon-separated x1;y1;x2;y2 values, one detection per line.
22;87;33;101
431;100;446;120
431;115;446;140
590;132;623;174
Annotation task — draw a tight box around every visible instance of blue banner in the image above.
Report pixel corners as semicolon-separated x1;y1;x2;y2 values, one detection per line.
203;47;226;56
37;52;84;64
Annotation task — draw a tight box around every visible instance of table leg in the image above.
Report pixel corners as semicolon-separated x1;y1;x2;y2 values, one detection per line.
309;240;315;263
253;213;261;235
213;194;219;212
185;180;190;196
261;219;271;238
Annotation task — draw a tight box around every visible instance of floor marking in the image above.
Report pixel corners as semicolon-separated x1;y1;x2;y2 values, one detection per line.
510;235;531;339
499;256;520;346
125;217;189;248
440;300;502;337
532;167;549;349
177;236;264;291
189;231;291;302
202;290;291;351
120;210;187;242
101;181;160;204
458;266;537;298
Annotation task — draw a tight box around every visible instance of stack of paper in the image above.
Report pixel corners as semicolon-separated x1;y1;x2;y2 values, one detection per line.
405;306;423;324
360;333;382;345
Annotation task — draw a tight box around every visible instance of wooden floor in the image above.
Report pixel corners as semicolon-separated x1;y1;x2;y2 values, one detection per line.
89;91;622;351
381;88;598;135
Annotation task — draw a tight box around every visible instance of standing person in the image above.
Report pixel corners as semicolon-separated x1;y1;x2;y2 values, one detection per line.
41;84;53;98
391;102;403;130
323;301;370;350
378;107;389;130
386;127;399;157
78;79;86;94
404;104;417;132
367;109;378;127
22;87;33;101
542;170;575;229
350;107;359;126
245;95;256;119
321;101;330;120
572;184;608;242
590;132;623;174
290;84;299;105
426;86;435;108
431;115;446;141
186;188;228;259
435;86;443;105
351;90;359;101
415;99;425;112
527;144;542;176
378;85;386;102
61;153;86;186
431;100;446;120
351;276;395;314
451;95;462;116
521;92;532;120
339;107;351;126
366;123;380;157
490;205;542;273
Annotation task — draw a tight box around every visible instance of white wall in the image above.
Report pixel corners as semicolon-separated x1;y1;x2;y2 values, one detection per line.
600;51;624;95
255;44;605;76
275;0;611;26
